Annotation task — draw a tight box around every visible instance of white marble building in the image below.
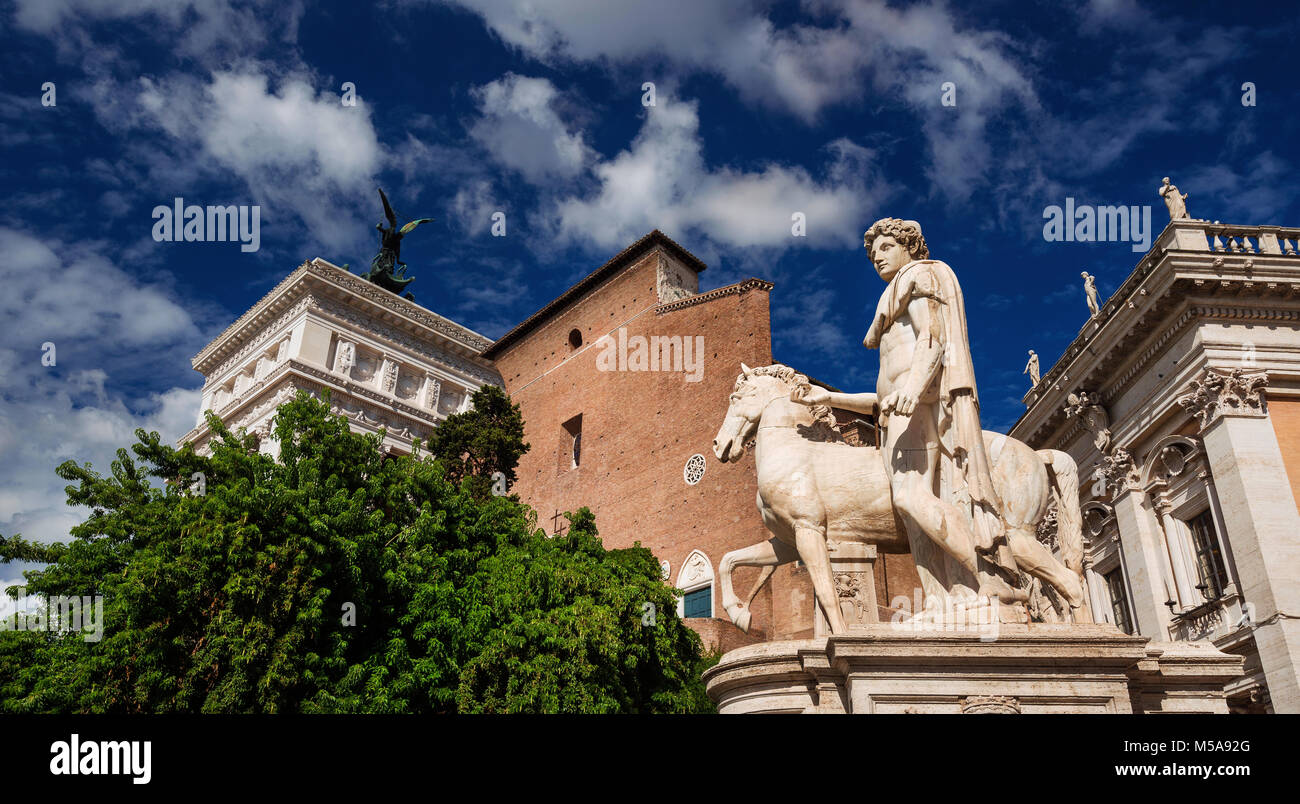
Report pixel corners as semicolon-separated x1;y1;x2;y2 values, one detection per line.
1012;216;1300;713
179;258;500;456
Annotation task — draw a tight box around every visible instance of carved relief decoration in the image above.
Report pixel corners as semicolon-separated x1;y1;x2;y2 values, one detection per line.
335;341;355;374
1098;448;1141;496
1176;368;1268;430
1064;390;1111;453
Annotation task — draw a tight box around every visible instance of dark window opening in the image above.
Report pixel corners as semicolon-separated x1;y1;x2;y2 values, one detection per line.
1105;568;1133;635
562;414;582;468
1188;508;1229;600
568;328;583;350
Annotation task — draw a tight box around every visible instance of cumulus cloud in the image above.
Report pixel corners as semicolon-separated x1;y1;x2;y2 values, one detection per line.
0;228;206;548
436;0;1036;200
83;69;385;254
547;98;887;252
470;73;593;182
12;0;305;64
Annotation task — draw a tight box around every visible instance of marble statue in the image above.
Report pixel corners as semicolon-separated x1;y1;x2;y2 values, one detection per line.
712;363;1090;632
1024;349;1040;388
712;218;1091;632
1082;271;1100;317
1159;176;1189;221
1065;390;1112;454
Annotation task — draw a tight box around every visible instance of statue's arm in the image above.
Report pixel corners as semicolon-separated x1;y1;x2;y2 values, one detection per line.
903;293;946;398
825;391;878;415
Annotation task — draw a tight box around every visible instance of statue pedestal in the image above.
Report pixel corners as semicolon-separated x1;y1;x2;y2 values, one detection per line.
702;624;1242;714
813;542;879;636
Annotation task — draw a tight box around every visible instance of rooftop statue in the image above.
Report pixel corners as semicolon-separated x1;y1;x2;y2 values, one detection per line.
362;188;433;299
1159;176;1190;221
1024;349;1040;388
1082;271;1100;317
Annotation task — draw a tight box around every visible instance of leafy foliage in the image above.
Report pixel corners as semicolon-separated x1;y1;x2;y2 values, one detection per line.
0;392;713;713
425;384;529;499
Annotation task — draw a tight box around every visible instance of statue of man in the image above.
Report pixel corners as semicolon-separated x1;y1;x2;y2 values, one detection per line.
793;218;1020;602
1081;271;1100;317
1024;349;1040;388
1159;176;1189;221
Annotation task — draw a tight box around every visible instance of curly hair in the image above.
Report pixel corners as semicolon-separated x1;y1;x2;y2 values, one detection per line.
864;217;929;260
734;364;843;441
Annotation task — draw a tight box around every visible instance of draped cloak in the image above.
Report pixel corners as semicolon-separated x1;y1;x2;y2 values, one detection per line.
864;259;1008;560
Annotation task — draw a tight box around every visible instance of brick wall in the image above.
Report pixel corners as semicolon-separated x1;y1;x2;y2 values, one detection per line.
491;240;919;640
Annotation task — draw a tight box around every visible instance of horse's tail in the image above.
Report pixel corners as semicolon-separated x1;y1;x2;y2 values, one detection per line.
1038;448;1092;622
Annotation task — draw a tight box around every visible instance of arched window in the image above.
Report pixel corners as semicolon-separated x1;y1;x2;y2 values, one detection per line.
568;328;583;350
675;550;714;619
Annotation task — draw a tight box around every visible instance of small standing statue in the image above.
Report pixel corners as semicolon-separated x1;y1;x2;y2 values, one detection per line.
1081;271;1100;317
1159;176;1190;221
1023;349;1040;388
363;188;434;299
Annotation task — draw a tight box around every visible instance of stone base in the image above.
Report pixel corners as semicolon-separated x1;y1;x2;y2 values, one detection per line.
703;624;1243;714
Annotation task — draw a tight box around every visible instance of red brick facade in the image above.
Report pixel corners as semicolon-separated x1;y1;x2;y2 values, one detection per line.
485;231;918;647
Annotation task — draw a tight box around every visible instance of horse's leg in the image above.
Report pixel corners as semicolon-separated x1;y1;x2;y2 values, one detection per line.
1005;527;1085;612
794;522;845;634
719;538;796;633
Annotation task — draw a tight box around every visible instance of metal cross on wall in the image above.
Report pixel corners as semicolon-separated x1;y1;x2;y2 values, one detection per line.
550;509;567;536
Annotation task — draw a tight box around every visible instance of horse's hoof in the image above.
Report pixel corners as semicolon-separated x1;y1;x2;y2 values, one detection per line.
726;603;751;633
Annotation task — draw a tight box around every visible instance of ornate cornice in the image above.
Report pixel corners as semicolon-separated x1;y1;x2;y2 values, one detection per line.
1027;300;1297;451
194;259;493;375
310;296;501;386
1176;367;1269;430
655;278;774;315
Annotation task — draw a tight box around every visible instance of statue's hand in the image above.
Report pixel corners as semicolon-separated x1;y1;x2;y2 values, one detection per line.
790;384;830;407
881;388;919;416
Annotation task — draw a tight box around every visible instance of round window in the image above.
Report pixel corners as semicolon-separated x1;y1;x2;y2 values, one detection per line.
683;453;706;486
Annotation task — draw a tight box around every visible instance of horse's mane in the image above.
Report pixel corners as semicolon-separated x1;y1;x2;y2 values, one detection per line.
735;364;844;442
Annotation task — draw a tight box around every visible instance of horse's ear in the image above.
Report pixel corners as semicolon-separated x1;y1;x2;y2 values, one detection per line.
740;362;753;377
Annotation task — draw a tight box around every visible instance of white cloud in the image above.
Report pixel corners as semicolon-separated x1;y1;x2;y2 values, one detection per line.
547;98;886;252
12;0;304;64
470;73;593;182
0;228;205;548
83;69;385;254
437;0;1036;200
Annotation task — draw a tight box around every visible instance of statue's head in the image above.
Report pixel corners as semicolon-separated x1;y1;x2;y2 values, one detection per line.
1161;176;1171;185
864;218;928;280
1029;349;1036;356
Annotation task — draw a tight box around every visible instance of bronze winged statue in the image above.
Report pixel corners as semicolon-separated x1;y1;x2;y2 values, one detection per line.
362;188;434;298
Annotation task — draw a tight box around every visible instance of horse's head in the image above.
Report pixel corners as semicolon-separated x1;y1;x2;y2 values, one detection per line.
712;363;792;463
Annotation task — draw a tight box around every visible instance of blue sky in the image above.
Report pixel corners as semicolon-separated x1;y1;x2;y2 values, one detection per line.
2;0;1298;572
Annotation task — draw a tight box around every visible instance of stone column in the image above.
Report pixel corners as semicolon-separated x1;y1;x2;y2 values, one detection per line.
1153;496;1203;609
1083;559;1108;625
1105;450;1175;638
1178;368;1300;712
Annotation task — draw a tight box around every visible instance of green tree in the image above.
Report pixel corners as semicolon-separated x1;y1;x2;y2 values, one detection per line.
426;384;529;498
0;392;714;713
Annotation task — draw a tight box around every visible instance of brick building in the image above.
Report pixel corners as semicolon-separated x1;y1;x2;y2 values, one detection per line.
483;231;917;648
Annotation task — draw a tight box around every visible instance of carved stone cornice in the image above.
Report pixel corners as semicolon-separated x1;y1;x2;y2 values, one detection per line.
1176;367;1269;431
655;277;773;315
311;295;500;386
194;259;494;375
